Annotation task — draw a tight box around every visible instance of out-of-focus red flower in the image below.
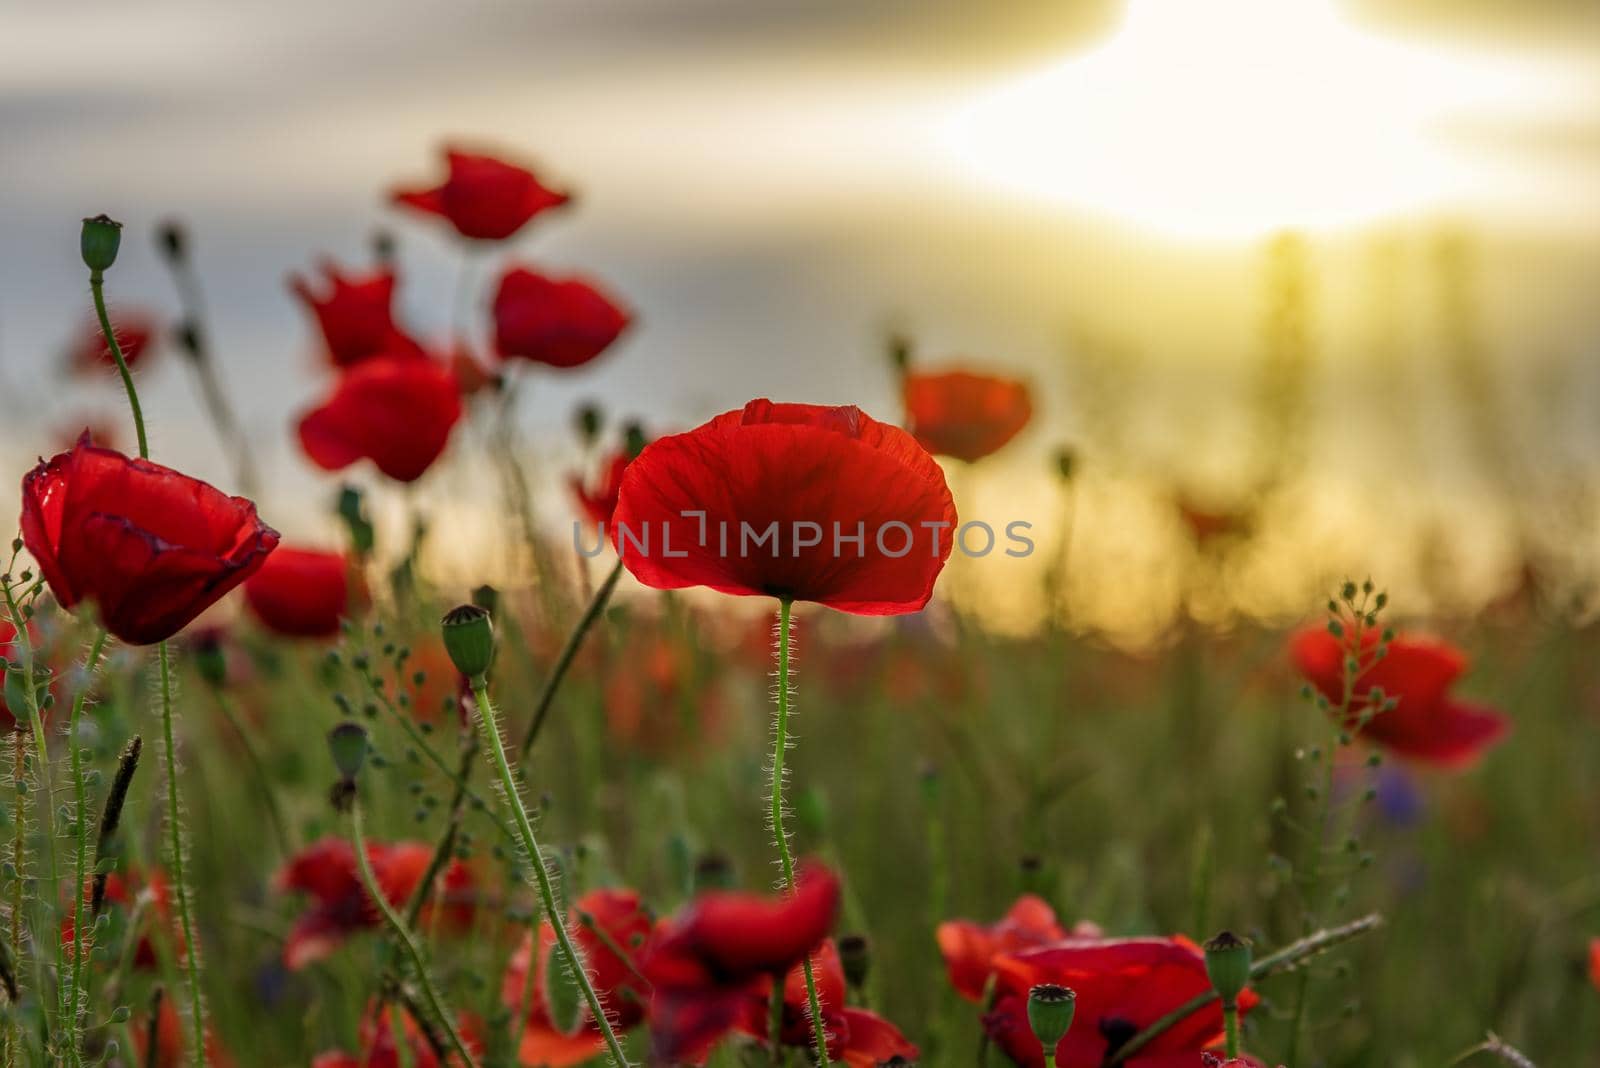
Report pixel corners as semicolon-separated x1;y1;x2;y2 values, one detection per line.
312;1001;483;1068
276;837;474;970
612;400;957;615
67;311;158;375
603;633;724;757
1289;627;1512;769
643;861;841;1062
734;941;919;1068
133;993;235;1068
392;147;570;241
492;267;631;369
0;618;52;734
447;345;500;396
243;546;362;639
902;369;1032;463
62;866;173;969
1175;494;1252;548
1588;937;1600;993
297;356;463;483
502;887;654;1066
54;417;122;454
290;262;425;368
570;449;632;529
21;437;279;645
937;894;1068;1002
985;936;1257;1068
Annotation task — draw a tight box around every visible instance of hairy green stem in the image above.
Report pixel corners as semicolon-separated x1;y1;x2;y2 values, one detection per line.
471;676;629;1067
157;642;206;1068
518;557;624;759
89;273;148;460
65;630;108;1063
771;600;830;1066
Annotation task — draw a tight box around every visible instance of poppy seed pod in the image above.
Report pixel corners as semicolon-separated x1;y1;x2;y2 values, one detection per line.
838;933;871;989
1026;983;1076;1054
441;604;495;681
1203;931;1253;1004
327;721;370;781
81;214;123;273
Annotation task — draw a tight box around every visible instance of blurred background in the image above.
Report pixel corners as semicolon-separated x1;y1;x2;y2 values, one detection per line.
4;0;1599;644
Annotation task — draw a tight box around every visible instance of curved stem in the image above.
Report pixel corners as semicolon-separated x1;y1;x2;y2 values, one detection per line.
89;273;148;459
471;677;629;1067
349;800;479;1068
518;558;624;759
771;600;830;1066
157;642;205;1068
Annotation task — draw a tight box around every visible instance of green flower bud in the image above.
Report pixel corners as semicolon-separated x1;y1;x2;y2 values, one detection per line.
1203;930;1253;1005
622;421;648;459
575;402;604;445
441;604;495;681
327;721;370;781
1054;447;1077;482
1026;983;1076;1055
81;214;123;273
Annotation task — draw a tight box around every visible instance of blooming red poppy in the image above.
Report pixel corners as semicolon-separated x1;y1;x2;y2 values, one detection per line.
290;261;425;367
734;941;919;1068
986;936;1258;1068
902;369;1032;463
1289;627;1512;768
502;887;654;1066
276;837;474;970
297;355;463;483
243;546;360;639
937;894;1069;1002
492;267;631;369
312;1002;483;1068
392;147;570;241
67;310;158;375
643;860;841;1061
20;437;279;646
570;448;633;529
611;400;957;615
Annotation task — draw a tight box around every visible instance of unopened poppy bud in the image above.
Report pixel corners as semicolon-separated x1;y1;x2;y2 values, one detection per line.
471;584;499;614
1203;930;1253;1004
838;933;870;988
622;421;648;459
336;485;375;556
1026;983;1076;1054
441;604;495;681
174;321;202;358
693;852;734;892
81;214;123;273
155;220;187;263
327;721;370;781
888;333;912;374
1054;447;1077;482
574;402;604;445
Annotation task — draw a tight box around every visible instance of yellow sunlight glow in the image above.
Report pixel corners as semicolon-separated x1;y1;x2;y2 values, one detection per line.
943;0;1566;239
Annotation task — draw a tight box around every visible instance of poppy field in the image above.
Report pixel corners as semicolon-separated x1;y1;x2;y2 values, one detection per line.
5;12;1600;1065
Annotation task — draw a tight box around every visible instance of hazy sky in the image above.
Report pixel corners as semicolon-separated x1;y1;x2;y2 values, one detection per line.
4;0;1598;632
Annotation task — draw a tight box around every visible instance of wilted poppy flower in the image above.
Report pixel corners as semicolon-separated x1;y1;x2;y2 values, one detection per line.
243;546;361;639
133;993;235;1068
1289;627;1511;769
903;369;1032;463
643;860;841;1061
937;894;1069;1002
290;261;425;367
986;936;1257;1068
570;448;632;530
67;310;158;375
20;437;279;645
313;1002;483;1068
502;887;654;1066
297;355;463;482
611;400;957;615
276;837;474;970
392;147;570;241
492;267;631;369
734;941;919;1068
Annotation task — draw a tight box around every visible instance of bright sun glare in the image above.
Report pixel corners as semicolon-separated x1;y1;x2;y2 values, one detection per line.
943;0;1578;240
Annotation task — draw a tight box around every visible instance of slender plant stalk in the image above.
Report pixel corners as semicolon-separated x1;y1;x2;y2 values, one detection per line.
348;800;479;1068
7;729;24;1068
156;642;206;1068
89;272;148;460
211;690;290;856
1221;1001;1239;1059
470;676;630;1067
65;629;108;1064
771;600;830;1066
518;557;624;758
1447;1031;1537;1068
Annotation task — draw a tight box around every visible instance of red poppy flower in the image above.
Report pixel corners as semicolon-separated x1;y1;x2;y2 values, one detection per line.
297;355;463;482
392;147;570;241
986;936;1258;1068
290;261;426;367
733;941;919;1068
276;837;474;970
243;546;361;639
1588;937;1600;993
1289;627;1511;769
133;993;235;1068
502;887;654;1067
611;400;957;615
62;866;173;969
570;448;633;529
67;310;158;376
0;618;51;734
20;437;279;646
643;860;841;1061
492;267;631;369
937;894;1068;1002
312;1001;483;1068
902;369;1032;463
